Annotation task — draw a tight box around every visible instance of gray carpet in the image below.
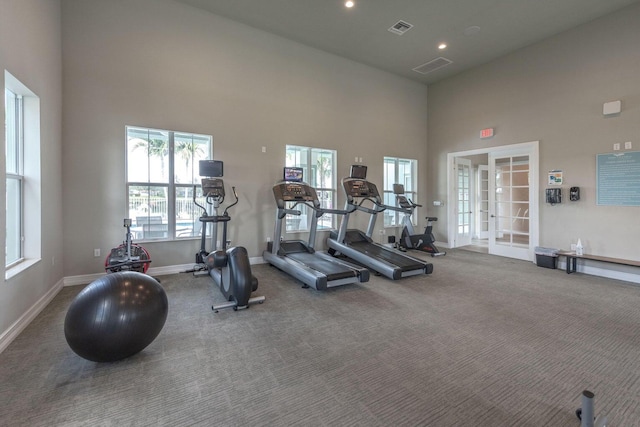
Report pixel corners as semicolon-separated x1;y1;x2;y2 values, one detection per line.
2;249;640;426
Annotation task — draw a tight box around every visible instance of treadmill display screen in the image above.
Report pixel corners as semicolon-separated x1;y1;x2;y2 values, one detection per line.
284;167;304;182
350;165;367;179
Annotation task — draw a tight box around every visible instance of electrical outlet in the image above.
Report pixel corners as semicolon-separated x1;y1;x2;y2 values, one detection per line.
93;248;101;257
613;143;621;151
625;141;632;149
266;237;271;243
379;229;386;235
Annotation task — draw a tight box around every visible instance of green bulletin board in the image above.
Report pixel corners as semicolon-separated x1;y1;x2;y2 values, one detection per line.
596;151;640;206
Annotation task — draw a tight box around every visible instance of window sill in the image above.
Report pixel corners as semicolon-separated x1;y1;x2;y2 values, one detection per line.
5;258;40;281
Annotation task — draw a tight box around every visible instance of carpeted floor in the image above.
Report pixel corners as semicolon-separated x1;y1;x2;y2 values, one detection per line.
1;249;640;426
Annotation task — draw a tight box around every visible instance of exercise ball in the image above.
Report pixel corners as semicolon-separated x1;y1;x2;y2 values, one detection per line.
64;271;168;362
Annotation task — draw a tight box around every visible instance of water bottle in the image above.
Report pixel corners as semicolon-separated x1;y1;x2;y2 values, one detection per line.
576;239;584;256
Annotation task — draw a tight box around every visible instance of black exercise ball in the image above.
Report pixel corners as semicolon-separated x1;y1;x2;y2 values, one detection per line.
64;271;168;362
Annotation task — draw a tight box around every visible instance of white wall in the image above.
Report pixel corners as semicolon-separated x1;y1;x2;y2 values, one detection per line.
0;1;63;345
427;3;640;259
61;0;429;276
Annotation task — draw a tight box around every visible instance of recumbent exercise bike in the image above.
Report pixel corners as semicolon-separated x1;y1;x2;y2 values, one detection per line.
393;184;446;257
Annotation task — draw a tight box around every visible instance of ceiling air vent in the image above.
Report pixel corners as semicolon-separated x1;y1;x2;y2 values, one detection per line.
388;20;413;35
412;57;452;75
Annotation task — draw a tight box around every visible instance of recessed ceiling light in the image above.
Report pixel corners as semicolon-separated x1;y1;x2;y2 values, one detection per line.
345;1;355;8
438;43;447;50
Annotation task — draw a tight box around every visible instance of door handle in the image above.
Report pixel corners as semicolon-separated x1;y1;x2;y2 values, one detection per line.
490;214;495;218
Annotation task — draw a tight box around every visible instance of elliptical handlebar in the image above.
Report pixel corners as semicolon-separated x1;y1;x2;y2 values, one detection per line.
223;186;239;217
193;185;208;216
193;184;240;218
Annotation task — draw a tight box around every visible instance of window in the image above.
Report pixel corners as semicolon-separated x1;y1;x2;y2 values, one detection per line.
383;157;417;227
126;126;212;240
5;88;22;266
285;145;337;232
5;70;41;274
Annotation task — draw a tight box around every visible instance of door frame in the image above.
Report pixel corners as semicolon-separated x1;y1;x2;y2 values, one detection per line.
446;141;539;261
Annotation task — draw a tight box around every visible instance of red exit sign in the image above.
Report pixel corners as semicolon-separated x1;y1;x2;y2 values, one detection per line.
480;128;494;139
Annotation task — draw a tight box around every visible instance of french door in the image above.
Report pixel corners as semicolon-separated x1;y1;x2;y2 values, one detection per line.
488;146;537;260
447;141;538;259
455;158;472;247
476;165;489;239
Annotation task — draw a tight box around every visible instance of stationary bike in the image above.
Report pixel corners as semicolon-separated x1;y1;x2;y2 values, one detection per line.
190;161;264;312
105;218;152;273
393;184;446;257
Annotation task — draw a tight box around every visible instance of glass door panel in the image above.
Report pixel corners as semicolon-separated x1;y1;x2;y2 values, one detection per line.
455;158;472;246
489;153;531;259
477;166;489;239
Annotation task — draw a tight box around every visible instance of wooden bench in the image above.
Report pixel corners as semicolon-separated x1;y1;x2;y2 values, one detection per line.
556;250;640;274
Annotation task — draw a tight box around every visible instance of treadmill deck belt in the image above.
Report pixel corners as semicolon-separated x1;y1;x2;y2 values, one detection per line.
288;252;357;281
349;241;424;271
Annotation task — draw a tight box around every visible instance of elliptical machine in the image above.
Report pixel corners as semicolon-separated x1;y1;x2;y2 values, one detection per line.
105;218;152;273
393;184;446;257
191;160;264;312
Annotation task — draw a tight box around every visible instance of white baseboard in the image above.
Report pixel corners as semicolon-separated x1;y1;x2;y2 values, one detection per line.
251;256;267;265
0;278;64;354
64;257;268;287
63;272;104;287
435;241;450;249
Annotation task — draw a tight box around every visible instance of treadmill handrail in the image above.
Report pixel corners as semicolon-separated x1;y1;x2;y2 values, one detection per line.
383;203;412;214
278;208;302;219
282;199;348;220
353;197;386;214
322;207;351;215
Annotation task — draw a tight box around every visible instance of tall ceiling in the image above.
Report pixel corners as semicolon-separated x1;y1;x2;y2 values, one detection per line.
173;0;640;85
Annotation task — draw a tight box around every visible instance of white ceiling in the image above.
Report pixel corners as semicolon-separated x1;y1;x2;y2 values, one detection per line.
173;0;640;85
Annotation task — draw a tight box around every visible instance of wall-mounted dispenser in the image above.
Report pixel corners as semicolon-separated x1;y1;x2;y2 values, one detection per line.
570;187;580;201
546;188;562;205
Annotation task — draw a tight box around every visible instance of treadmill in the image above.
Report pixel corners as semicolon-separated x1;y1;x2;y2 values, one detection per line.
262;167;369;290
327;165;433;280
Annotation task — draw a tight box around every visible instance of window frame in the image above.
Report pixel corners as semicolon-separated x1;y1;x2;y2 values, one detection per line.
383;156;418;228
4;70;41;278
285;145;337;232
5;88;24;267
125;126;213;241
